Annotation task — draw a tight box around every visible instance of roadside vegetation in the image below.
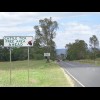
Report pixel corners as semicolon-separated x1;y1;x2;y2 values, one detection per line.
73;58;100;66
0;60;74;87
64;35;100;66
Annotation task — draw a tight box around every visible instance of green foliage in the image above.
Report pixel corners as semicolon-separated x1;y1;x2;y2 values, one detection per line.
65;40;88;60
0;60;73;86
89;35;99;60
34;17;58;61
0;39;10;61
89;35;99;48
12;47;27;61
33;54;44;60
96;50;100;58
90;53;95;60
0;17;58;62
60;54;66;61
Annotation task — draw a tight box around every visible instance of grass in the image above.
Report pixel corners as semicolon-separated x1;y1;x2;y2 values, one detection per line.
73;58;100;66
0;60;74;87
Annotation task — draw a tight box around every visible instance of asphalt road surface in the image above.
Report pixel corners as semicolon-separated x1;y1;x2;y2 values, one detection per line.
58;61;100;87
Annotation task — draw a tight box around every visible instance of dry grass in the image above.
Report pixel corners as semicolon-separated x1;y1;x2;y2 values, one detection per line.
0;60;73;87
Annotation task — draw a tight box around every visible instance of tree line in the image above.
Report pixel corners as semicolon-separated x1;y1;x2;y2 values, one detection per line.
0;17;58;61
0;17;100;62
65;35;100;61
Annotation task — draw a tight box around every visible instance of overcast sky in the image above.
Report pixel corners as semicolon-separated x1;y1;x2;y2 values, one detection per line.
0;12;100;49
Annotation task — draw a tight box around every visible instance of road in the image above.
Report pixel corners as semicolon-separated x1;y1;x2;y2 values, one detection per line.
58;61;100;87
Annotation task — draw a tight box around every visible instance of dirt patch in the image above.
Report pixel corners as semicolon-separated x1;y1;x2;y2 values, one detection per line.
30;79;37;84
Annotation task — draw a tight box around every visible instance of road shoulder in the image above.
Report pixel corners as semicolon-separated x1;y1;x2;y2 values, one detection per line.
60;68;75;87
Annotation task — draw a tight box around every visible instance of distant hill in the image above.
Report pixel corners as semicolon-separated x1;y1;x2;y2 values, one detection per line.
56;49;67;55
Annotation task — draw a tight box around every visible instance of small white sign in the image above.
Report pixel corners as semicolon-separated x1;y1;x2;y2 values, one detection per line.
44;53;50;56
4;36;34;47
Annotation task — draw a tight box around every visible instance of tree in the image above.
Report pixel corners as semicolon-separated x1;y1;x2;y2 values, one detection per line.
65;40;88;60
34;17;58;62
11;47;28;61
0;39;29;61
89;35;99;60
0;39;4;61
0;39;10;61
30;39;44;60
60;54;65;61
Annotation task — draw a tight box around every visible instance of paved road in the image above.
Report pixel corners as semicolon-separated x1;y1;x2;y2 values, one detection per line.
58;61;100;87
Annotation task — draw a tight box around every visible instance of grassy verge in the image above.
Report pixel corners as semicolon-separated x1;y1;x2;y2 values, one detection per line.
0;60;74;87
73;58;100;66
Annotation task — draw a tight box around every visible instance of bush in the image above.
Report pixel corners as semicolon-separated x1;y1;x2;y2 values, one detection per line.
33;54;44;60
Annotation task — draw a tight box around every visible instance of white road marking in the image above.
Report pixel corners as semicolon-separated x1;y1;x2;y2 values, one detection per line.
60;68;74;87
65;69;85;87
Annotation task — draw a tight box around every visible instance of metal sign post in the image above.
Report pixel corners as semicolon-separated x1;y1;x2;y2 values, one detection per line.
44;53;50;63
28;47;29;84
3;36;34;85
4;36;33;47
44;53;50;57
10;47;12;85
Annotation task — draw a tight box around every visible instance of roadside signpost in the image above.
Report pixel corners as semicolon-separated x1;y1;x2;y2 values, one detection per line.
44;53;50;62
4;36;34;84
4;36;33;47
44;53;50;57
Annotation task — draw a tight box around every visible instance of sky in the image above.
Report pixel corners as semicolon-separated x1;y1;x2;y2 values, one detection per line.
0;12;100;49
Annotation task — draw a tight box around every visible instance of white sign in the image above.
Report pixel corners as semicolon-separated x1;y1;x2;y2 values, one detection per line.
44;53;50;56
4;36;34;47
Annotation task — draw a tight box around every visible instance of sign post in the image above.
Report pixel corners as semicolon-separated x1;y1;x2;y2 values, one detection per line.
4;36;34;84
44;53;50;63
10;47;12;85
28;47;29;84
44;53;50;57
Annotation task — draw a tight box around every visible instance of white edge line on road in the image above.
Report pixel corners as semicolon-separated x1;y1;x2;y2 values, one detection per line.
60;68;74;87
65;69;85;87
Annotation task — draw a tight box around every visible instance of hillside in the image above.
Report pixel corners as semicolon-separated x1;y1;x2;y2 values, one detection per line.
56;49;67;55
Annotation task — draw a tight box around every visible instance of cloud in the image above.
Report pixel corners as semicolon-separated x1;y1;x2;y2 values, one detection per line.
54;22;100;49
0;12;99;27
0;26;35;39
0;12;100;48
0;12;39;27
